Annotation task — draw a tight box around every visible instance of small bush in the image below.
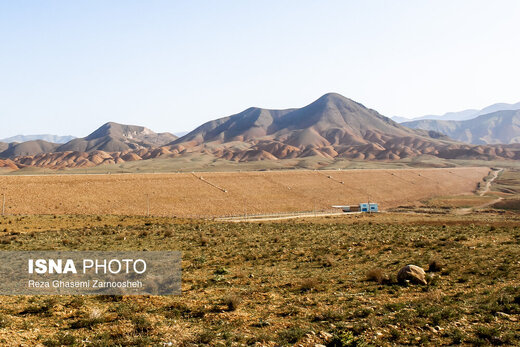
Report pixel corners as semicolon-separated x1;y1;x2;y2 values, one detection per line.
277;326;306;344
366;267;390;284
132;316;152;333
299;278;320;292
389;327;401;341
0;314;10;328
214;267;229;275
21;298;56;316
448;328;465;344
223;295;242;311
473;325;503;344
327;330;366;347
428;259;443;272
194;329;216;344
321;255;335;267
42;333;76;347
70;308;107;329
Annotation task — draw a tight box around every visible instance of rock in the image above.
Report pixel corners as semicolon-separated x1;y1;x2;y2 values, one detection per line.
319;331;333;341
496;312;517;321
397;265;427;285
315;345;327;347
427;325;437;333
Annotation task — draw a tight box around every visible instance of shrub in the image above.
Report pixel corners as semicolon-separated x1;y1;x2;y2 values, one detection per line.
42;333;76;347
389;328;401;341
428;259;443;272
277;326;306;344
299;278;320;292
327;330;367;347
21;298;56;316
194;329;216;344
132;316;152;334
366;267;390;284
223;295;242;311
70;308;107;329
448;328;465;345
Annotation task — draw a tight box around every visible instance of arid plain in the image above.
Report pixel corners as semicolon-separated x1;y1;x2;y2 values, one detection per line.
0;167;489;217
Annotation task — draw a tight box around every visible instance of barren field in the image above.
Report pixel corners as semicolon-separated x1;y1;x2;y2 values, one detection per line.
0;167;489;217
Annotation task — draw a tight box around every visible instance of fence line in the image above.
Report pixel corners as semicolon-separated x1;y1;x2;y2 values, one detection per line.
190;173;228;193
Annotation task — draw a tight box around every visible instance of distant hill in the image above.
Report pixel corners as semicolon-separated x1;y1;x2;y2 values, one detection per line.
56;122;177;152
393;101;520;123
0;140;59;159
0;134;76;144
402;110;520;144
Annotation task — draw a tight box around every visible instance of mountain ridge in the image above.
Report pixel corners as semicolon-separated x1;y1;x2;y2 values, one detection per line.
402;109;520;145
393;101;520;123
0;134;76;144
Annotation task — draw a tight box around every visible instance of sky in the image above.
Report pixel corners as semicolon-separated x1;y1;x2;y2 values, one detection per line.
1;0;520;138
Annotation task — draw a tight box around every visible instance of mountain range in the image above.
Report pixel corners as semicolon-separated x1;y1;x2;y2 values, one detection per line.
1;93;520;171
0;134;76;144
402;110;520;145
393;101;520;123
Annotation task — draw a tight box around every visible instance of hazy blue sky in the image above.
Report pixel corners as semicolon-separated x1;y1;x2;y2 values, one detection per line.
1;1;519;138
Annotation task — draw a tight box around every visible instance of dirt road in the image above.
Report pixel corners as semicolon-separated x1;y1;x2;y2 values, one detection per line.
457;168;503;215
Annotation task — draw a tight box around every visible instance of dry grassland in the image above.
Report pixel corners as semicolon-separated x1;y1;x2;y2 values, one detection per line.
0;212;518;346
0;167;489;217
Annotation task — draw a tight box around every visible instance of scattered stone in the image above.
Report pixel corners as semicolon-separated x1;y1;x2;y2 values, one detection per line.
319;331;333;341
427;325;437;333
397;265;427;285
496;312;517;321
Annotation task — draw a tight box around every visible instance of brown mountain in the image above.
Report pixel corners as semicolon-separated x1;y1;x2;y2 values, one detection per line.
170;93;512;161
0;140;59;159
56;122;177;152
